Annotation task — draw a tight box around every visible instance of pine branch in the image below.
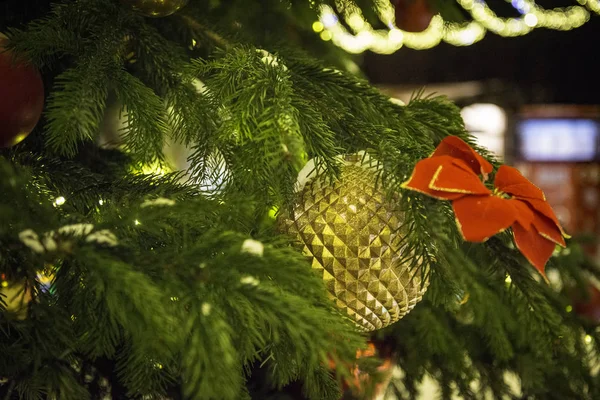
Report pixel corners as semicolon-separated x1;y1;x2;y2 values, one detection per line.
187;47;307;204
180;15;232;50
112;69;170;165
45;60;113;157
181;305;241;400
127;18;189;94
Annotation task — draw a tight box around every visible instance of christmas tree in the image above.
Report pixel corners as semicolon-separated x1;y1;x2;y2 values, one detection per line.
1;1;599;399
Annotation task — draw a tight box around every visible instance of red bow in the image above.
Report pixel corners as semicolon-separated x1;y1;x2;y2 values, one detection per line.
401;136;569;277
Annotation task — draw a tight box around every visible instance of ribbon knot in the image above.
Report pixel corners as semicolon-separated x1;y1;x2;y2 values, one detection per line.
401;135;569;277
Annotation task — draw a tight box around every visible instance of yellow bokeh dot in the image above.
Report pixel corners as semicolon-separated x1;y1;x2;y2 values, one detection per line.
268;206;279;220
312;21;324;33
320;30;333;41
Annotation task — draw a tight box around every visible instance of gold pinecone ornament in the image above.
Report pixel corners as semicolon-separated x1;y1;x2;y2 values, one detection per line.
281;154;428;331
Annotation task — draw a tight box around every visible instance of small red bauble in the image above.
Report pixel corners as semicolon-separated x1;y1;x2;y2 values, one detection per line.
394;0;435;33
0;37;44;148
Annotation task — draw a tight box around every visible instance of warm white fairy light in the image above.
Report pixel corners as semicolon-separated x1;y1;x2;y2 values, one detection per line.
443;21;486;46
318;2;485;54
524;13;538;27
318;0;591;54
53;196;66;207
458;0;589;33
459;0;531;36
577;0;600;14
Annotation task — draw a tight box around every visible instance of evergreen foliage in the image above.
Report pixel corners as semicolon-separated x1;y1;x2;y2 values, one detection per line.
0;1;599;399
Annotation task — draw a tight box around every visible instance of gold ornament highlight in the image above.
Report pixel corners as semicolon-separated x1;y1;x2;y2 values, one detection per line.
120;0;189;18
280;155;428;331
0;275;32;320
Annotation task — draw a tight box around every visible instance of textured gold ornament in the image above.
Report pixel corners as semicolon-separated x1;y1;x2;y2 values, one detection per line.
281;155;428;331
120;0;189;18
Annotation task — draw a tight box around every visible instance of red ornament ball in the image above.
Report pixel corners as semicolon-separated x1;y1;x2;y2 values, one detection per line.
0;38;44;148
394;0;435;33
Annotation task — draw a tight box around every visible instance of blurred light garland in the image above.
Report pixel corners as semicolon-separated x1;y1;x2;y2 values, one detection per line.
578;0;600;14
316;0;595;53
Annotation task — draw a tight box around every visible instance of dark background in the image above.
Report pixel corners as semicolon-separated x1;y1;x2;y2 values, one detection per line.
364;13;600;104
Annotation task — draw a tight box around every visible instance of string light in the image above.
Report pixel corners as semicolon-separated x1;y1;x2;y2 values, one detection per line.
524;13;538;27
320;30;333;41
577;0;600;14
317;0;591;54
459;0;589;33
54;196;66;207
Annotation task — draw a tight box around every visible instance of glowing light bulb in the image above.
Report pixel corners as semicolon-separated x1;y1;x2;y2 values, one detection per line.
316;0;592;54
312;21;324;32
320;11;338;27
460;29;477;45
54;196;66;206
524;13;538;27
134;219;141;226
388;29;404;42
347;14;365;31
268;206;278;220
320;30;333;41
